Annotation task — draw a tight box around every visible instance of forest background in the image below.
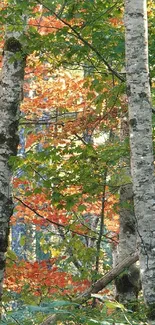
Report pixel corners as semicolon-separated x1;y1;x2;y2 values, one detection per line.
0;0;155;324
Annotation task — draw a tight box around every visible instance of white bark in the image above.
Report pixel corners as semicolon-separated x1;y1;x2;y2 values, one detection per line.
125;0;155;322
0;34;25;298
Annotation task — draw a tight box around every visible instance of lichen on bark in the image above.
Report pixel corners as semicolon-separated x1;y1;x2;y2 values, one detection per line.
125;0;155;318
0;30;26;301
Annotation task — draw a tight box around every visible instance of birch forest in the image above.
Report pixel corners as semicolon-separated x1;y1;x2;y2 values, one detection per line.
0;0;155;324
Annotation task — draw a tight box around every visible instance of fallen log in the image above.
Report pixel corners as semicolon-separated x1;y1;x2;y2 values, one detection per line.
76;251;139;302
40;251;139;325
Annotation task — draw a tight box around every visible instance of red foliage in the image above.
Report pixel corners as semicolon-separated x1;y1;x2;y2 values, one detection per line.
4;258;90;296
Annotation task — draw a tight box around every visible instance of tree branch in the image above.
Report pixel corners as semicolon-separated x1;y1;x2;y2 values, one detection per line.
14;196;96;240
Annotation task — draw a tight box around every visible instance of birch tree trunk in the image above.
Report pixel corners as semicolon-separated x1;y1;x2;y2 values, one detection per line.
0;32;25;301
115;176;140;306
114;119;141;308
125;0;155;322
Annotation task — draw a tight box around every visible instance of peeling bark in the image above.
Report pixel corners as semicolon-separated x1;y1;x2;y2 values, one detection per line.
125;0;155;322
0;34;25;299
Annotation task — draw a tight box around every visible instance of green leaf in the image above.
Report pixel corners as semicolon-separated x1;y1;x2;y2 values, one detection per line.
20;235;26;247
28;305;52;313
6;249;17;261
78;204;87;212
105;300;126;310
42;301;79;308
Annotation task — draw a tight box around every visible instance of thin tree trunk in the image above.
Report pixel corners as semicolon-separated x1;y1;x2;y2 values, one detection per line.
125;0;155;322
0;32;25;301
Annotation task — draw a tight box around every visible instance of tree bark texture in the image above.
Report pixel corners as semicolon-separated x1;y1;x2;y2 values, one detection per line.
125;0;155;322
114;118;141;306
115;179;141;305
0;35;25;299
